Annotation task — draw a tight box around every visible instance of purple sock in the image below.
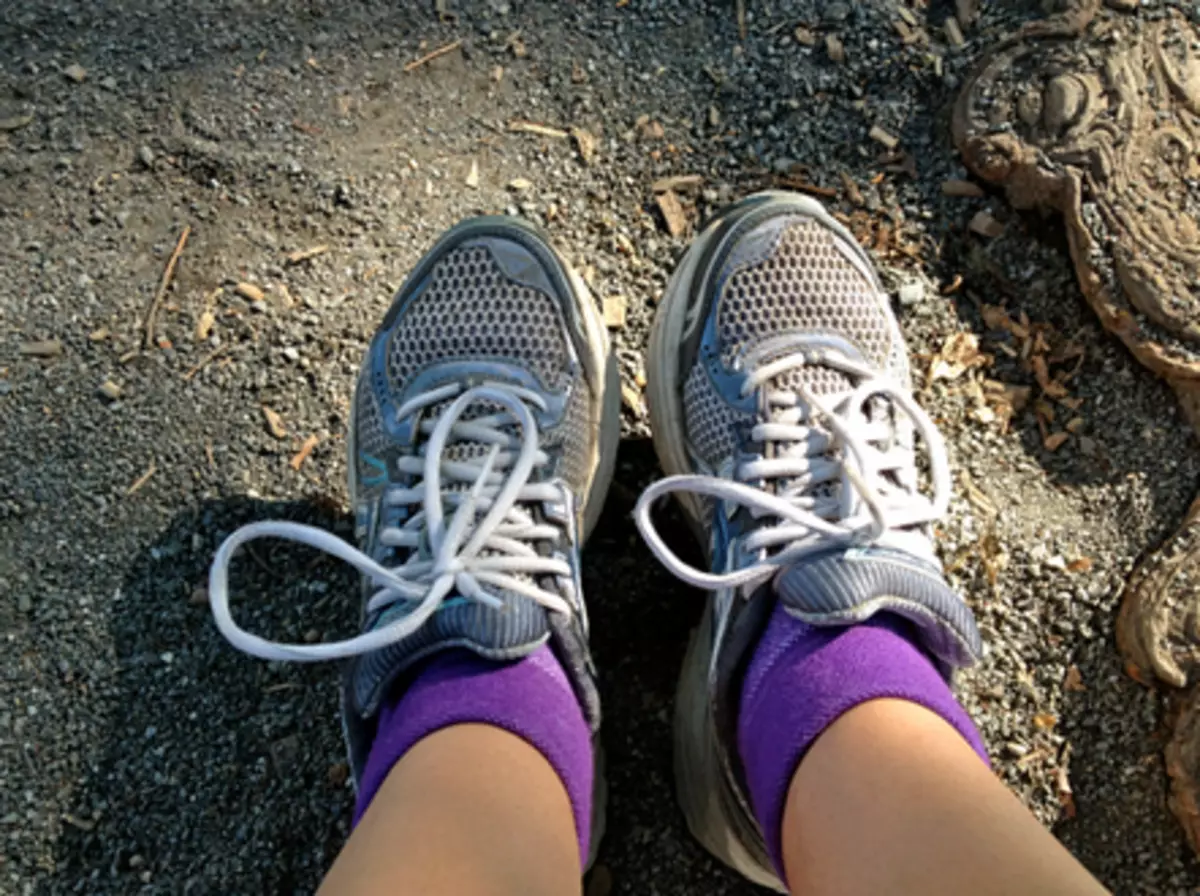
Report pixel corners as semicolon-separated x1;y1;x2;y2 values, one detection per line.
354;645;594;863
738;604;988;879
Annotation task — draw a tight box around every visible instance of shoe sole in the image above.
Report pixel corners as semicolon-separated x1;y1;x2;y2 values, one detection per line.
648;192;866;891
347;215;619;869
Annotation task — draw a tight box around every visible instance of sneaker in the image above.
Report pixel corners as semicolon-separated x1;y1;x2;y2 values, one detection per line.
208;217;620;860
634;192;981;890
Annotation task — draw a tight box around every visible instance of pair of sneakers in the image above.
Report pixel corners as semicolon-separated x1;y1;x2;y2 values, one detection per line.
208;192;980;889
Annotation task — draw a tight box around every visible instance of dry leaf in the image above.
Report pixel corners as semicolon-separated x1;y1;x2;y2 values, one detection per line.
1066;557;1093;574
571;127;598;165
981;304;1014;331
262;406;288;440
930;332;989;381
1043;431;1070;452
1064;665;1087;691
1033;712;1058;731
968;210;1005;238
1031;355;1070;398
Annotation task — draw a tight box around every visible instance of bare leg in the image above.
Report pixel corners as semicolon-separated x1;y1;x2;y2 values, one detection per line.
781;699;1107;895
320;724;580;896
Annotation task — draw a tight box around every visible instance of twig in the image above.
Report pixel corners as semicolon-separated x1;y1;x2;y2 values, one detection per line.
126;463;157;496
181;344;229;381
144;225;191;349
285;244;329;265
507;119;570;139
736;0;747;41
404;39;463;72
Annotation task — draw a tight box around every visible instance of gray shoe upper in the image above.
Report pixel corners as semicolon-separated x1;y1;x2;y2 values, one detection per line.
635;193;983;889
343;220;611;784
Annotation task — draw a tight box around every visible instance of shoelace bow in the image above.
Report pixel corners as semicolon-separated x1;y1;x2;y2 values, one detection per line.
634;346;951;591
209;382;573;662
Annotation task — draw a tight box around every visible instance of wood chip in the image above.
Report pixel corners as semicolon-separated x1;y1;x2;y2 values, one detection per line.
20;339;63;358
651;174;703;194
942;178;984;198
571;61;588;84
944;15;966;47
64;63;87;83
195;309;216;341
285;244;329;265
825;34;846;64
144;225;191;349
97;380;122;401
1044;431;1070;452
968;209;1005;238
794;25;817;46
126;462;157;496
896;5;919;26
508;119;569;139
491;65;504;83
89;327;110;342
508;177;533;192
602;296;628;329
0;114;34;132
571;127;598;165
262;405;288;440
868;125;899;150
955;0;980;29
655;190;689;237
290;434;319;471
235;282;266;302
465;159;480;188
840;171;864;206
403;39;463;73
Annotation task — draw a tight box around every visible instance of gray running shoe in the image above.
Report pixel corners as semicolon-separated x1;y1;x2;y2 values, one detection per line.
209;217;619;861
635;192;981;890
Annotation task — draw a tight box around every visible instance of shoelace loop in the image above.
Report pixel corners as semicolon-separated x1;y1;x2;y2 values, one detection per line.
634;346;950;592
209;382;573;662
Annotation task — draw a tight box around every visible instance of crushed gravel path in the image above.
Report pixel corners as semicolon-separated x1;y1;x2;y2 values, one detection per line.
2;1;1199;893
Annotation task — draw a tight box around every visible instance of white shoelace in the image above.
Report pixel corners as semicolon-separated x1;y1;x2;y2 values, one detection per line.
635;347;950;591
209;383;573;662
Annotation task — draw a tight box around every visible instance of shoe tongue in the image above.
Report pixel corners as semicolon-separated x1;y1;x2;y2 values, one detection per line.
347;593;552;719
773;545;982;669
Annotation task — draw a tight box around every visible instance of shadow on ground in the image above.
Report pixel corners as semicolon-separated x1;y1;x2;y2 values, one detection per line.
45;440;761;895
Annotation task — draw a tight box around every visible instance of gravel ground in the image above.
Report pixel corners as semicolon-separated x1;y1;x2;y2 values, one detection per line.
3;1;1199;893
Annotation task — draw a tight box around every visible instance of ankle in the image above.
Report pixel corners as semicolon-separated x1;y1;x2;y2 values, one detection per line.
737;604;988;878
